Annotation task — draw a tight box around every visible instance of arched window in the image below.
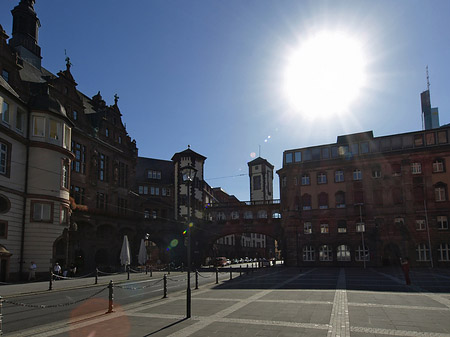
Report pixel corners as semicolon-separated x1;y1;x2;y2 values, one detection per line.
217;212;226;221
337;245;351;261
303;246;315;261
318;192;328;209
335;191;346;208
319;245;332;261
355;245;369;261
302;194;311;210
272;211;281;219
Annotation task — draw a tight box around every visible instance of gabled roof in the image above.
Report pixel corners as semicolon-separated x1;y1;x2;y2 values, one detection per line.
171;147;207;161
247;157;274;169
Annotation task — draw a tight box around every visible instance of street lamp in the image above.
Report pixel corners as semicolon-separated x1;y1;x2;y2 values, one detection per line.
181;164;197;319
356;203;366;269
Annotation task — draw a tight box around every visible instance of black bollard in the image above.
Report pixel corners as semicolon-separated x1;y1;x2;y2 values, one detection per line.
195;270;199;290
215;268;219;284
49;271;53;290
163;274;167;298
145;265;148;275
95;268;98;285
150;267;153;277
127;265;130;280
107;280;114;313
240;265;242;276
230;267;232;280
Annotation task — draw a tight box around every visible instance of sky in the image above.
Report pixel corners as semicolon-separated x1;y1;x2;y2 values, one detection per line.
1;0;450;201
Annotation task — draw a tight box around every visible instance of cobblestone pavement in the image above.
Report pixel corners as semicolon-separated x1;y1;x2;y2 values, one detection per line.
3;267;450;337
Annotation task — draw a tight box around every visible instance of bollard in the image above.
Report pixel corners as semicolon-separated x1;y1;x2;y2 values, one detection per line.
215;268;219;284
230;267;232;280
107;280;114;313
95;268;98;285
127;265;130;280
150;267;153;278
49;271;53;290
145;265;148;275
195;270;199;290
163;274;168;298
240;265;242;276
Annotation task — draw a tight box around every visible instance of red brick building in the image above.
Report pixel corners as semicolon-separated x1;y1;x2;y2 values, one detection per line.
277;128;450;267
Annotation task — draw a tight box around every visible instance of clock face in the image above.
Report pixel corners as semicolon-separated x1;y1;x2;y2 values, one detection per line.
426;133;435;145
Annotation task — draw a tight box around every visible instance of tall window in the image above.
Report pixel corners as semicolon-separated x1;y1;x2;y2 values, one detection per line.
0;141;9;176
335;191;346;208
33;116;45;137
253;175;261;190
411;162;422;174
118;162;128;187
96;192;107;210
318;192;328;209
147;170;161;179
317;172;327;184
1;101;10;124
319;245;332;261
49;120;60;140
435;183;447;202
337;245;351;261
302;194;311;210
72;142;86;174
301;174;310;185
438;243;450;261
335;170;344;182
60;206;69;225
98;153;108;181
353;169;362;181
71;186;85;204
320;223;329;234
304;222;312;234
61;160;69;189
118;197;127;215
416;243;430;261
433;159;445;173
32;202;52;222
437;216;448;230
303;246;315;261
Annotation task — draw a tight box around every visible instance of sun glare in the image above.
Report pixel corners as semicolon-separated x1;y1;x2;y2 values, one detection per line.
283;31;366;119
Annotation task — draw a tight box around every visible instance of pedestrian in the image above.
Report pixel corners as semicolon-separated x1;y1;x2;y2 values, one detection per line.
53;262;62;280
400;257;411;285
69;263;77;277
28;261;37;281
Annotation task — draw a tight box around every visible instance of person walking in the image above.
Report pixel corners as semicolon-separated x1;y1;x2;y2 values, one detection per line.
53;262;62;280
400;257;411;285
28;261;37;281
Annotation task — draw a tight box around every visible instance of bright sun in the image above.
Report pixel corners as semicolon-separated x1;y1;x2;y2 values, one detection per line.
283;31;366;119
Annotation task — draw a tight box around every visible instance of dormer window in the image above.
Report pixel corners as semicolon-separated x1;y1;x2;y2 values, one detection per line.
73;110;78;120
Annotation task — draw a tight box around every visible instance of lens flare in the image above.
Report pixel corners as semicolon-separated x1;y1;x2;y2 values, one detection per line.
170;239;178;247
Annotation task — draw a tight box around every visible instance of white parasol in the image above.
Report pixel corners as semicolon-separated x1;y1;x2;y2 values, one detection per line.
120;235;131;266
138;239;147;265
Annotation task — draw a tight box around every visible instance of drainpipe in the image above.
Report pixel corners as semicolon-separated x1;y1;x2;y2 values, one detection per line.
19;106;31;278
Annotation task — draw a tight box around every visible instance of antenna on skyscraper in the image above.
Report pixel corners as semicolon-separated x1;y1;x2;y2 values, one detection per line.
426;65;430;90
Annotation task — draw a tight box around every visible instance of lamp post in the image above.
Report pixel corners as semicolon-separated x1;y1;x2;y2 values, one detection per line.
181;164;197;319
356;203;366;269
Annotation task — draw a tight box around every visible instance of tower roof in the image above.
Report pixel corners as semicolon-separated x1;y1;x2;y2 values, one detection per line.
247;157;274;169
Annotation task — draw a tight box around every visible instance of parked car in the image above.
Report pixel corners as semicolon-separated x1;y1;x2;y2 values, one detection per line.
215;257;228;267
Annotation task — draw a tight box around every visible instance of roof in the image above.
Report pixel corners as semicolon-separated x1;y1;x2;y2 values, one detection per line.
247;157;274;169
0;76;20;99
171;147;207;161
136;157;174;184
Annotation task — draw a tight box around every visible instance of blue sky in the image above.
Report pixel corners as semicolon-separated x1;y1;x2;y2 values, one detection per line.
1;1;450;201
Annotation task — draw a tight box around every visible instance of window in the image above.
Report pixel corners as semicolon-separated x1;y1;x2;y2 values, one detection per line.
416;243;430;261
337;245;351;261
1;69;9;82
294;151;302;162
335;170;344;183
0;220;7;239
147;170;162;179
303;246;315;261
360;142;369;154
335;191;346;208
285;152;293;164
63;125;71;149
303;149;312;161
60;206;69;225
433;159;445;173
318;192;328;209
414;134;424;147
351;143;359;155
98;153;108;181
353;169;362;181
438;131;448;144
337;220;347;233
0;140;10;176
33;116;45;137
394;217;404;226
118;136;122;144
61;160;69;189
426;132;435;145
320;223;329;234
16;109;24;131
105;128;109;137
415;219;426;231
322;147;330;159
118;162;128;187
144;209;150;219
319;245;332;261
356;222;365;233
253;175;261;190
391;163;401;176
70;186;85;204
355;245;369;261
231;211;239;220
257;210;267;219
0;195;10;213
301;174;310;185
411;162;422;174
118;197;127;215
96;192;107;210
32;202;52;222
71;142;86;174
317;172;327;184
272;212;281;219
372;169;381;178
302;194;312;210
304;222;312;234
438;244;450;261
244;211;253;219
73;110;78;120
1;101;10;124
437;216;448;230
435;183;447;202
49;120;61;140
